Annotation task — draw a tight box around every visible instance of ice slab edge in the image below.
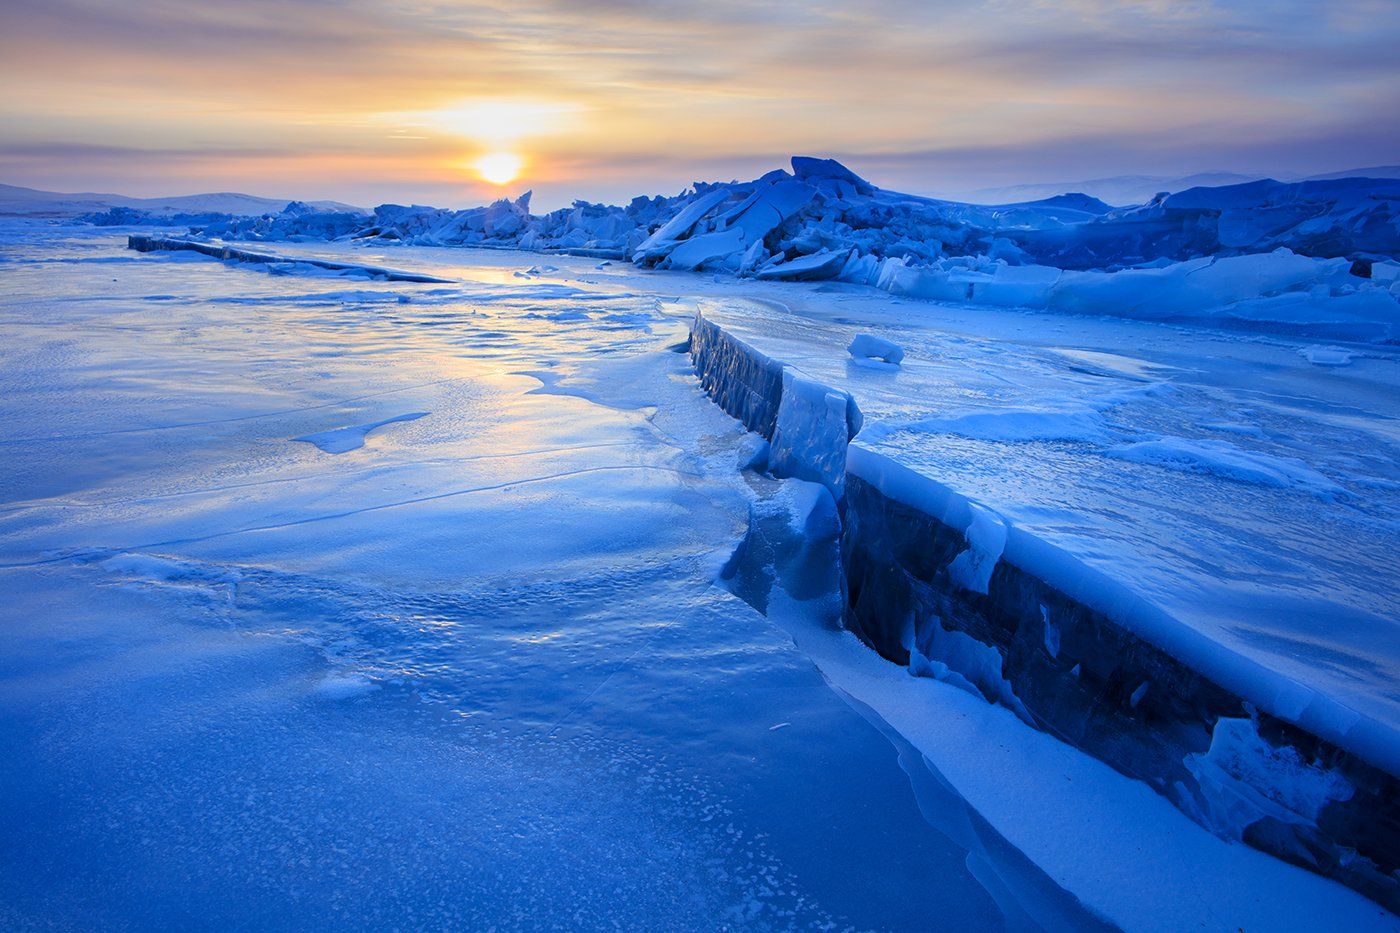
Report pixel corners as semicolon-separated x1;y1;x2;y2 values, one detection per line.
126;235;454;283
689;307;1400;913
690;312;860;498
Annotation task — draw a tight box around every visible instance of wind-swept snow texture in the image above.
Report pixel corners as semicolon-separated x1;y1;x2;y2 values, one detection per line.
4;222;1035;930
690;303;1400;912
110;155;1400;344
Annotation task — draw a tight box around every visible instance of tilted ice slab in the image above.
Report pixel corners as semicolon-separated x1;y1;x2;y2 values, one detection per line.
691;295;1400;908
126;234;454;283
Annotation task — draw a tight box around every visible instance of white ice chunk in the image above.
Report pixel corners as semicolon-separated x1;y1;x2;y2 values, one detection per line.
738;238;767;274
838;251;880;286
847;333;904;365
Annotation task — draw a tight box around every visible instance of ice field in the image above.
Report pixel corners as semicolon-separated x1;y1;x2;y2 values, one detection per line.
1;217;1397;930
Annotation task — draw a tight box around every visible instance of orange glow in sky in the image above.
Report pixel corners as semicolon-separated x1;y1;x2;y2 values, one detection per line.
473;152;524;186
1;2;1395;209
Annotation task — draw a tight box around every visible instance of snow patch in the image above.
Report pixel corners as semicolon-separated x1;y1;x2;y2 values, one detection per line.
312;673;381;700
294;412;428;455
1105;437;1343;497
1299;345;1356;367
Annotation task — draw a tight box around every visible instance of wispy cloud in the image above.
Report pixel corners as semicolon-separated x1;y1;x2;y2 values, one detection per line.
2;0;1395;205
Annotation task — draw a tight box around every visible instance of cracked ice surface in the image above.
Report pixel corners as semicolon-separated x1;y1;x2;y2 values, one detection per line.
697;285;1400;779
0;221;1020;930
1;221;1396;930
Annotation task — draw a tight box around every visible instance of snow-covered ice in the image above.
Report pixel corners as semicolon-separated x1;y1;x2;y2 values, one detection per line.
0;222;1031;930
3;176;1399;931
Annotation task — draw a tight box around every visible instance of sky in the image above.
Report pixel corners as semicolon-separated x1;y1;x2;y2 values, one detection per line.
1;0;1397;210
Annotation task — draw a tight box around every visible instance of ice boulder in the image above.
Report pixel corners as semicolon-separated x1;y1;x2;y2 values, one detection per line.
848;333;904;366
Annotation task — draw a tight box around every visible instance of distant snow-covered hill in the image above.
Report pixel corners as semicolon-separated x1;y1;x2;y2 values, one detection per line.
964;165;1400;207
965;173;1266;206
0;183;366;217
1305;164;1400;181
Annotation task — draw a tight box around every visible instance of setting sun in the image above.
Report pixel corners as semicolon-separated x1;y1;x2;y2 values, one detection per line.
473;151;523;186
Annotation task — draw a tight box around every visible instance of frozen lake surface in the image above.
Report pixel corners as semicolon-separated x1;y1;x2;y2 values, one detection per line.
1;221;1395;930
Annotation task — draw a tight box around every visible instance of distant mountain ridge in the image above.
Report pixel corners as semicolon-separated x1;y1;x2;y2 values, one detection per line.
0;183;367;217
963;165;1400;207
1305;164;1400;182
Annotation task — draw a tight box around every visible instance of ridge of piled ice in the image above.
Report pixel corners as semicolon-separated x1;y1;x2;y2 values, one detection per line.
97;157;1400;341
688;304;1400;911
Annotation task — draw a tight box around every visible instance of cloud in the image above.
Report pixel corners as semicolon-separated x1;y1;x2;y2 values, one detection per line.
0;142;292;162
1;0;1396;204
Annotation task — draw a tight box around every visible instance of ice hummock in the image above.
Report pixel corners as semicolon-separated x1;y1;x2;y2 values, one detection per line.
99;156;1400;344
